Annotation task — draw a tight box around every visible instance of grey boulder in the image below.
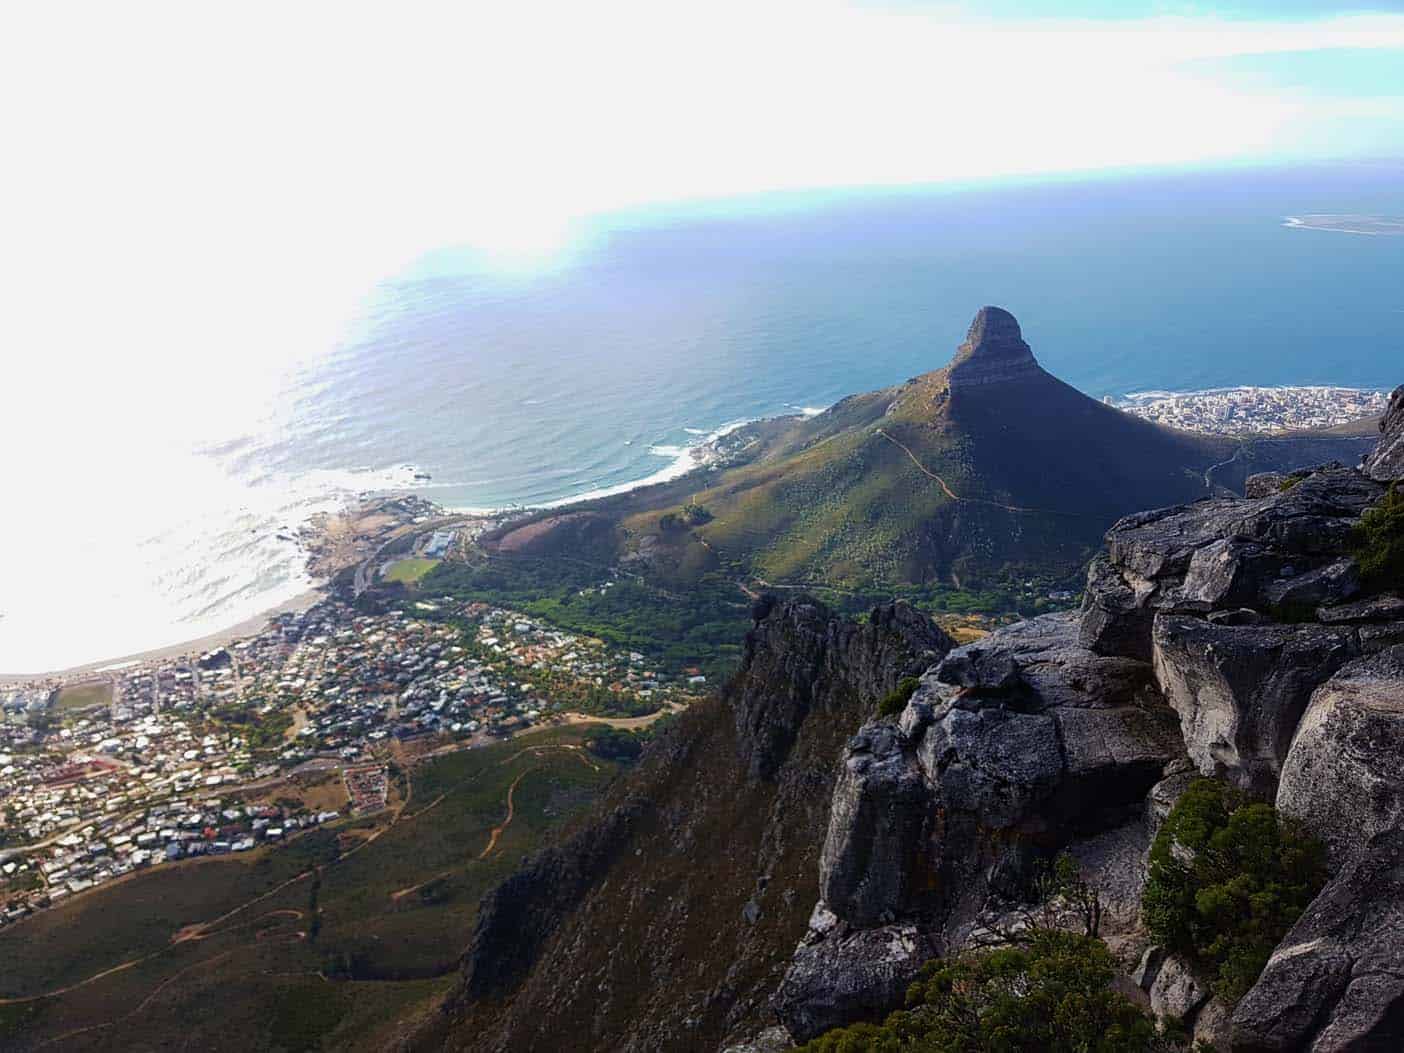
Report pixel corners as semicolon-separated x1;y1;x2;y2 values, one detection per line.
1151;615;1358;795
1277;646;1404;865
771;904;934;1043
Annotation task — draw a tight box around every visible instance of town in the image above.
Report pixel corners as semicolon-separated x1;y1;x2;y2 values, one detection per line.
1112;385;1387;435
0;593;701;928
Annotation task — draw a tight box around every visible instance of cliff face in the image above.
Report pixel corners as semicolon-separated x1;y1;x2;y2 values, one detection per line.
1364;384;1404;483
421;598;951;1053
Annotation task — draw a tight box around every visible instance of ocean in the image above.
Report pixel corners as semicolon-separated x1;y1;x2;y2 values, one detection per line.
3;160;1402;673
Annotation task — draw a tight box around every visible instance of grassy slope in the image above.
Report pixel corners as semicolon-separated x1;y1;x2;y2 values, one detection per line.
52;682;113;712
385;558;442;584
0;726;626;1052
626;363;1231;589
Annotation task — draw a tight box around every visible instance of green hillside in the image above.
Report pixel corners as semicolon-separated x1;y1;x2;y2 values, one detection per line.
0;726;627;1052
625;307;1231;588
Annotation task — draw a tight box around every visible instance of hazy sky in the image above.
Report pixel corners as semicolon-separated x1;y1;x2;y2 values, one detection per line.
2;0;1402;417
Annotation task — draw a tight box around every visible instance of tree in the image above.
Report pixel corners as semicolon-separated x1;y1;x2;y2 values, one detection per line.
1142;779;1327;1003
799;931;1184;1052
800;856;1188;1052
1353;484;1404;591
877;677;920;717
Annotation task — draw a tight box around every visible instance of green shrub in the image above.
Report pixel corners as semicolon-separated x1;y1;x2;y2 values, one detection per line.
1352;485;1404;591
682;502;714;526
1142;779;1327;1003
584;727;643;762
798;931;1185;1052
877;677;921;718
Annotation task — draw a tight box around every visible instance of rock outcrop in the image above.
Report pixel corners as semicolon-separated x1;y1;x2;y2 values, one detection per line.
429;597;951;1053
1363;384;1404;482
734;599;950;781
1081;468;1385;660
1151;616;1358;794
772;904;935;1043
775;613;1184;1040
1276;646;1404;866
946;305;1042;391
1232;830;1404;1052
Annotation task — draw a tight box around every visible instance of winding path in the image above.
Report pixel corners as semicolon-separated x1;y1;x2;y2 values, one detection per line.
874;428;1091;517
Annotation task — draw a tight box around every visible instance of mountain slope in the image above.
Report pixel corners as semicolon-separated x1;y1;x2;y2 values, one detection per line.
622;307;1369;588
408;599;952;1053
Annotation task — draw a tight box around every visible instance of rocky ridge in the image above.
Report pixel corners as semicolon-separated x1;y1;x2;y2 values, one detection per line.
422;597;951;1053
760;404;1404;1050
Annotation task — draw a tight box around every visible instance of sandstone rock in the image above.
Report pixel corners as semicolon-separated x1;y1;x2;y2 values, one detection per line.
1262;558;1360;613
1276;646;1404;865
1145;766;1197;842
1363;384;1404;483
719;1026;793;1053
792;611;1184;1023
1083;469;1387;661
733;599;952;780
942;611;1155;710
1245;472;1287;499
1318;593;1404;625
1193;997;1233;1050
1133;945;1168;990
1231;830;1404;1052
946;305;1041;391
824;614;1179;943
1151;615;1358;795
1208;608;1269;626
772;906;935;1043
1063;819;1150;937
1149;952;1211;1023
820;722;935;928
1360;621;1404;653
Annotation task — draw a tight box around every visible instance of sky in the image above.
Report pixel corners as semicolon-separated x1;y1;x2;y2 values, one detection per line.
0;0;1402;435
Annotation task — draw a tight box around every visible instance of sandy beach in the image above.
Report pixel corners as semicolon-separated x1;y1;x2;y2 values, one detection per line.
0;589;326;686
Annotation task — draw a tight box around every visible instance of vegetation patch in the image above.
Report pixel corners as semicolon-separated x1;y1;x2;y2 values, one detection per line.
1352;484;1404;591
52;681;112;712
798;930;1189;1053
268;981;349;1051
1142;778;1327;1003
584;727;644;762
423;557;749;680
877;676;920;718
383;557;441;585
0;998;51;1041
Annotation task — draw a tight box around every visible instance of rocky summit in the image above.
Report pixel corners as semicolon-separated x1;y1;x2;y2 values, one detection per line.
946;305;1043;390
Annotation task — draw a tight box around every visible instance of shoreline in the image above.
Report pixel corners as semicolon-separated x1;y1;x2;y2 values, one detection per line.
0;588;326;686
1;384;1379;685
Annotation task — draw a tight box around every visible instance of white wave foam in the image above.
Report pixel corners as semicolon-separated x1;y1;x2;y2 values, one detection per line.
523;418;753;510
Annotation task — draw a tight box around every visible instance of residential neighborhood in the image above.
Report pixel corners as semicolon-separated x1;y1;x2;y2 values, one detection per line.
1113;385;1388;435
0;594;699;928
